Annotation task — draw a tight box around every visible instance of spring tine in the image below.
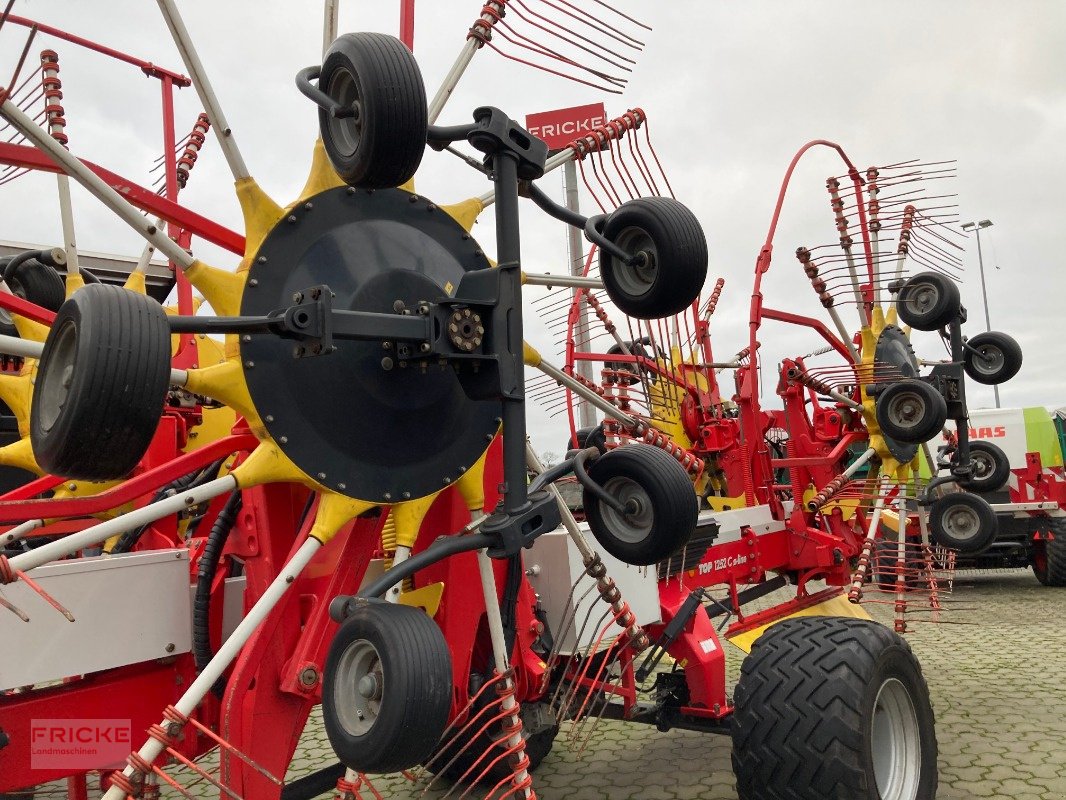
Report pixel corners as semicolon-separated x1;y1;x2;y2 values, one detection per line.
0;593;29;622
0;0;15;34
15;568;74;621
4;23;38;97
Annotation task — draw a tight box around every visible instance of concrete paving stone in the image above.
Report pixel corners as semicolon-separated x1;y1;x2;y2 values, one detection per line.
943;765;988;782
949;780;1003;797
22;569;1066;799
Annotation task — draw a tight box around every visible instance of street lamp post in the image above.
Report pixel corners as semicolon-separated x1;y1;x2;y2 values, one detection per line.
960;218;999;408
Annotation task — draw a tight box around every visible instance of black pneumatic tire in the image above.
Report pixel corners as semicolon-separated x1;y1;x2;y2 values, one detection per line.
875;379;947;444
958;440;1011;493
598;197;708;320
30;284;171;480
895;271;960;331
1032;518;1066;587
0;257;16;338
732;616;938;800
928;491;997;554
604;338;662;386
431;689;558;785
565;424;607;456
584;443;697;565
323;601;453;774
963;331;1022;385
319;32;427;189
8;258;66;312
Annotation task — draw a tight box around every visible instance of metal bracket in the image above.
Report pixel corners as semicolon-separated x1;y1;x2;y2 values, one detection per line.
482;491;562;559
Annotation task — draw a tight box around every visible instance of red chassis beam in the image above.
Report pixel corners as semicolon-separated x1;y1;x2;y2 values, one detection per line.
0;291;55;325
0;143;245;256
0;432;258;522
0;659;194;790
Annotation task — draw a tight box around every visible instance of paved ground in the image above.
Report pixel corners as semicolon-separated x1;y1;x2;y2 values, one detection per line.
27;569;1066;799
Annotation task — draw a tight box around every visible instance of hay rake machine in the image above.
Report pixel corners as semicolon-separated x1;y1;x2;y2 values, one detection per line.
0;4;1021;800
523;139;1027;797
547;138;1026;624
0;2;715;799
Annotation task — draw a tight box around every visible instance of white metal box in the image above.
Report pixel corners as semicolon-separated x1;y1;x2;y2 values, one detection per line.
524;525;661;655
0;549;192;690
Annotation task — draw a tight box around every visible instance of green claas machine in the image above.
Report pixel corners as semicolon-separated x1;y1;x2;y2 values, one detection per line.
940;406;1066;583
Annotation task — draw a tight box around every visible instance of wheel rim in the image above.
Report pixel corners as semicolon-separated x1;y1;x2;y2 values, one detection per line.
885;389;927;434
942;503;981;543
871;677;922;800
325;67;364;159
333;638;384;737
971;450;994;481
971;344;1004;378
600;476;654;544
611;227;658;298
37;319;77;434
904;279;939;318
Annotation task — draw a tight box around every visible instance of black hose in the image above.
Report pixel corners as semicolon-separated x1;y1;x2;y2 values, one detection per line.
572;448;626;513
2;249;97;288
108;458;226;554
279;762;345;800
192;490;243;696
501;553;522;656
2;250;49;284
343;532;495;609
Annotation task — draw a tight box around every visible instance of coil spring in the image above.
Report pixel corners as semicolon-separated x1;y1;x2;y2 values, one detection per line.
176;112;211;189
0;554;14;584
493;673;538;799
467;2;506;45
897;205;916;255
866;167;881;232
704;277;725;316
826;177;853;249
630;421;704;476
787;365;834;397
566;109;646;160
808;473;848;511
582;553;649;650
40;51;68;147
795;247;835;308
583;292;616;335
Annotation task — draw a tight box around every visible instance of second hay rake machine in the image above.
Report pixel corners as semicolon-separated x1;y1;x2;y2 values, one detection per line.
0;3;1022;800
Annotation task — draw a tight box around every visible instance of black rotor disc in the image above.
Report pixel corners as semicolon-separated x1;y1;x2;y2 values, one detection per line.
874;325;920;463
240;186;501;501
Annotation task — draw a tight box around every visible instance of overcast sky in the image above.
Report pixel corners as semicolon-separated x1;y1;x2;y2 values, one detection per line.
2;1;1065;454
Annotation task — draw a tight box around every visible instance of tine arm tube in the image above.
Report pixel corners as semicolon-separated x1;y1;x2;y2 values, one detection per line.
826;306;861;362
100;535;322;800
6;475;236;575
526;443;595;562
478;147;578;208
0;332;43;360
523;273;603;289
1;518;43;547
844;447;877;479
534;357;637;429
156;0;250;181
132;219;164;275
0;333;187;386
428;36;480;124
321;0;338;57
